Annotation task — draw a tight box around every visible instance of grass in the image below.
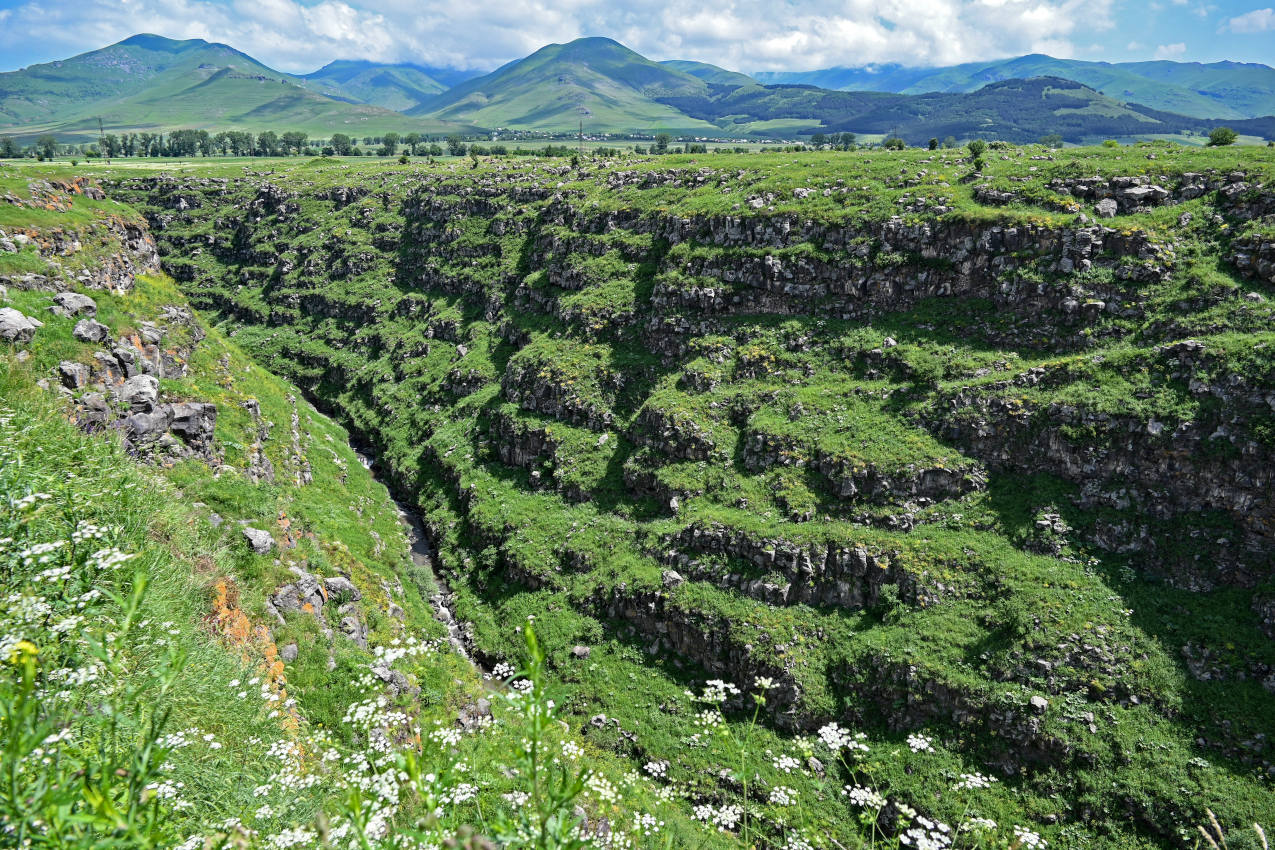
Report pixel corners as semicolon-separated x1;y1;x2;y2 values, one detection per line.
10;141;1267;848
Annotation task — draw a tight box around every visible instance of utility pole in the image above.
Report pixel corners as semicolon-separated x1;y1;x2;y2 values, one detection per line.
578;119;584;159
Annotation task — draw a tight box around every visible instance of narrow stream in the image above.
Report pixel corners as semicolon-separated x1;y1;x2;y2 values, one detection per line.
351;447;476;665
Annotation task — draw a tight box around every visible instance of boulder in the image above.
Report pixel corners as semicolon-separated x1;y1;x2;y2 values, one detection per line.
1094;198;1118;219
242;527;275;555
271;570;323;613
115;374;159;411
323;575;361;601
73;318;110;344
57;360;89;389
123;408;173;445
50;292;97;318
280;643;299;663
571;645;591;659
0;308;41;344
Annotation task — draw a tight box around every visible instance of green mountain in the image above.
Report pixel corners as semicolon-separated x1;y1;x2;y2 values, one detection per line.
753;54;1275;119
659;59;756;87
299;60;465;112
411;37;721;133
0;34;468;140
655;76;1230;143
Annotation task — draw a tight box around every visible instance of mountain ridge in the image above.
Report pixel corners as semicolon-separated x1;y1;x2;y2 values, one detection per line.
752;53;1275;119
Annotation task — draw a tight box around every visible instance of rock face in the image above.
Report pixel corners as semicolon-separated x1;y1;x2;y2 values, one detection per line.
0;308;41;344
106;162;1275;833
168;402;217;455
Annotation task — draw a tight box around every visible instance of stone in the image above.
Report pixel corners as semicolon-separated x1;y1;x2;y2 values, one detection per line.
116;374;159;411
1030;695;1049;714
0;307;41;344
72;318;110;343
168;402;217;451
1095;199;1118;219
243;527;275;554
49;292;97;318
323;575;362;601
123;408;173;445
571;645;591;659
662;569;685;589
280;643;299;663
57;360;89;389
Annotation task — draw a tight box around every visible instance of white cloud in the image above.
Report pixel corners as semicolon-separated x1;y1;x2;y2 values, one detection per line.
0;0;1122;73
1154;42;1187;58
1223;7;1275;32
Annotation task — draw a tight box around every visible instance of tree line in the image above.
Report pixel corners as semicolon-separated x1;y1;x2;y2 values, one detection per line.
0;130;520;160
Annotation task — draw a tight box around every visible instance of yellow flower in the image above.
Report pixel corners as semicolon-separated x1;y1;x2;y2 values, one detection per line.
7;640;37;664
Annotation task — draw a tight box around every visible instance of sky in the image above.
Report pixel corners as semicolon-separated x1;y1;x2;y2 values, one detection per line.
0;0;1272;74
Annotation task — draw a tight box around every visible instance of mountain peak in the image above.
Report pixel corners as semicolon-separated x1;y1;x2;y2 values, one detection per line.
116;33;210;51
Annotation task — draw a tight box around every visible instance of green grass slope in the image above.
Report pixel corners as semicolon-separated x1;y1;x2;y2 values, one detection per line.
411;36;721;133
298;59;450;112
0;34;468;140
659;59;757;88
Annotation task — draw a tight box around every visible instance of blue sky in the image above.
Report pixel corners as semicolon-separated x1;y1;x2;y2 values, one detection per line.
0;0;1271;73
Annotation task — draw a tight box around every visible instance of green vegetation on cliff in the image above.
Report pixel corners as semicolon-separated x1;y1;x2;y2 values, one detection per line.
37;141;1267;848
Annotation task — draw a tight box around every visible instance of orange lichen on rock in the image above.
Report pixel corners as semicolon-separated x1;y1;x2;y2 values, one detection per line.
207;576;301;734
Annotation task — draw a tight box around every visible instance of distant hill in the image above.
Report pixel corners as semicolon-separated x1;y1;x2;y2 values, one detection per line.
0;34;470;140
411;37;721;132
655;76;1233;143
752;54;1275;120
299;60;483;112
2;35;1270;142
659;60;756;88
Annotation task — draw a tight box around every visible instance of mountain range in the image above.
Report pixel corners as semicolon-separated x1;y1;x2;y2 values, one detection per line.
752;55;1275;120
1;33;1272;144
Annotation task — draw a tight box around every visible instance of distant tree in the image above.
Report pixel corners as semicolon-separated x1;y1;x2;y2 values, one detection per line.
1102;139;1120;148
942;136;957;149
330;133;354;156
427;143;443;157
281;131;308;154
928;137;939;150
36;134;58;160
168;129;205;157
0;135;19;158
882;136;905;150
382;132;399;155
225;131;255;156
257;131;281;156
810;132;828;148
403;132;421;155
446;134;465;156
967;139;987;158
654;133;671;154
1039;133;1064;149
1207;126;1238;147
